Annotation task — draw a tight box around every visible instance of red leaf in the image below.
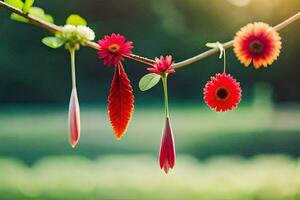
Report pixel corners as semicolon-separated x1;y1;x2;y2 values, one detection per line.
108;63;134;139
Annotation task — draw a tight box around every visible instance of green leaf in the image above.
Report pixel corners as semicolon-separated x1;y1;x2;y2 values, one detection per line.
44;14;54;23
42;37;65;49
139;73;161;91
29;7;54;23
23;0;35;13
5;0;27;23
10;13;29;23
29;7;45;17
66;14;87;26
4;0;24;9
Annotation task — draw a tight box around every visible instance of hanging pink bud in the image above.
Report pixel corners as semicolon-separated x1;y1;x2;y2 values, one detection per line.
68;88;80;148
159;117;176;174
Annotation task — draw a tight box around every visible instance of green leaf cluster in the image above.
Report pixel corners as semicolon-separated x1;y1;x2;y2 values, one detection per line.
42;14;88;50
4;0;54;24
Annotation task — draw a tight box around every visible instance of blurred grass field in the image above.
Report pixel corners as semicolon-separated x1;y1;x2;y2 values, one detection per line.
1;93;300;162
1;92;300;199
1;155;300;200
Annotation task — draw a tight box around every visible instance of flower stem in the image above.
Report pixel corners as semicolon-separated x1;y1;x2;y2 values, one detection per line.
223;49;226;73
69;49;76;89
273;11;300;31
125;54;155;66
161;74;169;118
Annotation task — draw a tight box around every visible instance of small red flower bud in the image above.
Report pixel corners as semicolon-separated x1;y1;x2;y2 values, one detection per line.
159;117;176;174
147;55;175;75
68;88;80;148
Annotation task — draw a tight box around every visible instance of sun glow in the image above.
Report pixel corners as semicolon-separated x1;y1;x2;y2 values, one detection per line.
227;0;251;7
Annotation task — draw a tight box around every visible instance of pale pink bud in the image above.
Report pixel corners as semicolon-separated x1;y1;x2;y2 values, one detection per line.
159;117;176;174
68;88;80;148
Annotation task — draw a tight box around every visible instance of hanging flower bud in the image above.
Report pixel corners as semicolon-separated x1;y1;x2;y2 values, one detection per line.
68;88;80;148
159;117;176;174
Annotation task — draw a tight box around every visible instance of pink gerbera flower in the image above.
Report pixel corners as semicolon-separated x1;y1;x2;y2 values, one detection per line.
98;33;133;67
147;55;175;75
204;73;242;112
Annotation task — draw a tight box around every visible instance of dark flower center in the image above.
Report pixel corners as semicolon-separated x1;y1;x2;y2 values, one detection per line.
216;87;230;101
108;44;120;53
249;40;264;54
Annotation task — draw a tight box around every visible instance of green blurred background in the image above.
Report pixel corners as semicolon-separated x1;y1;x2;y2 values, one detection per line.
0;0;300;199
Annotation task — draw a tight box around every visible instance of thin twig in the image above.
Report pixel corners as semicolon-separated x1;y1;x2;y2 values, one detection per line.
0;1;299;69
84;41;156;65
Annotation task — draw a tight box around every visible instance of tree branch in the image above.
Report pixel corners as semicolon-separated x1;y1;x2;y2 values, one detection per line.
0;1;299;69
0;1;156;66
172;11;300;69
0;0;61;33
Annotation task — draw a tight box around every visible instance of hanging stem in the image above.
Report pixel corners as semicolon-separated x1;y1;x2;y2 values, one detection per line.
161;74;169;118
223;49;226;73
70;49;76;89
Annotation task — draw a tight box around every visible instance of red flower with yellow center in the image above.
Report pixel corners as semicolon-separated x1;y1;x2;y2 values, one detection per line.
98;33;133;67
204;73;241;112
233;22;282;69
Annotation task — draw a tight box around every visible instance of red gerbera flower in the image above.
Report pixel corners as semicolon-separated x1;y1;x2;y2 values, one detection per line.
204;73;242;112
233;22;282;69
147;55;175;75
98;33;133;67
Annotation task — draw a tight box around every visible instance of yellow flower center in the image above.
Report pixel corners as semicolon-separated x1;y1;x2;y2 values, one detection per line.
249;40;264;54
108;44;120;53
216;87;230;101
